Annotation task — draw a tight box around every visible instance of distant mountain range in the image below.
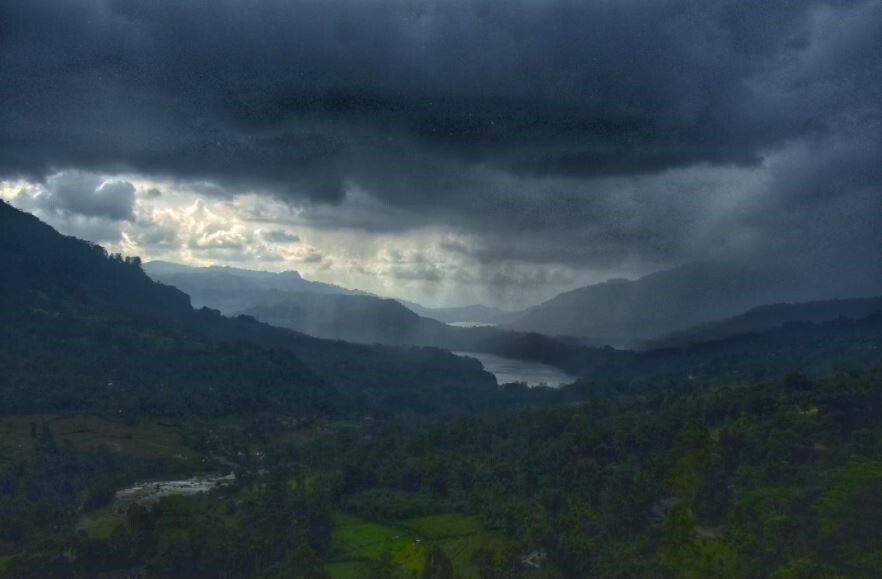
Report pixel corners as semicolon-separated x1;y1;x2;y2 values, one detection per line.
144;261;369;309
648;296;882;349
143;257;882;378
5;199;880;418
144;261;465;343
142;263;592;371
395;301;511;324
145;261;511;327
502;261;882;347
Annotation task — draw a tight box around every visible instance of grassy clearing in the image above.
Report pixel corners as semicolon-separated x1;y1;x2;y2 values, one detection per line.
404;514;512;578
327;512;513;578
0;415;199;463
329;513;425;574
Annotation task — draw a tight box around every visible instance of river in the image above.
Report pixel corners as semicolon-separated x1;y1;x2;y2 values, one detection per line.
112;473;235;512
454;351;577;388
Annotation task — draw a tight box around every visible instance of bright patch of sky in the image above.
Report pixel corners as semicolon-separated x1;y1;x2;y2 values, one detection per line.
1;175;614;308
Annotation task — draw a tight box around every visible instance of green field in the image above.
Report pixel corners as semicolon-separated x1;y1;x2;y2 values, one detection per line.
329;513;425;575
326;512;514;578
404;514;513;578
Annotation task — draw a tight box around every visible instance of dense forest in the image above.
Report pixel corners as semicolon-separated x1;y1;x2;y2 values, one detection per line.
4;366;882;577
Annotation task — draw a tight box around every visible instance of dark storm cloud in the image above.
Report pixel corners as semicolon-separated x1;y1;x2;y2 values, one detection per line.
34;172;136;221
1;0;881;276
1;0;872;192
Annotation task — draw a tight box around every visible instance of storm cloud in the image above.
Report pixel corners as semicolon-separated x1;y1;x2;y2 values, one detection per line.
1;0;881;304
37;172;136;221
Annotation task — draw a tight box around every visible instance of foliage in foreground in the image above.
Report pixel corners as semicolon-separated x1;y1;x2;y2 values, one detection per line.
3;366;882;577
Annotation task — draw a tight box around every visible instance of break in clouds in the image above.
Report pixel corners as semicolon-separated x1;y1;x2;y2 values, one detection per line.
1;0;881;306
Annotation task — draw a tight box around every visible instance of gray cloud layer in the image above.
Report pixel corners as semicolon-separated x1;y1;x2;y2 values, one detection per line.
37;172;136;221
1;0;881;287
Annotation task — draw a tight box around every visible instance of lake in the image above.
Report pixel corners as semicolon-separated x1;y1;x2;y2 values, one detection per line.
454;351;577;388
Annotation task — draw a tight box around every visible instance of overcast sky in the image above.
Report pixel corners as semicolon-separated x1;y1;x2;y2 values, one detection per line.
2;0;881;308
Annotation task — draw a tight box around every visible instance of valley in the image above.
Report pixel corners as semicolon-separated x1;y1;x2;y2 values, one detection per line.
3;4;882;576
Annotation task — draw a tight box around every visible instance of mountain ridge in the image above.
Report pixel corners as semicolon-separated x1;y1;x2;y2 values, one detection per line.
0;201;498;416
502;261;882;346
395;300;511;324
647;296;882;349
144;260;370;298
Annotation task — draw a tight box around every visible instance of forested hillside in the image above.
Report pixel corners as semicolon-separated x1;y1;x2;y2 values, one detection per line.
0;201;497;417
648;296;882;348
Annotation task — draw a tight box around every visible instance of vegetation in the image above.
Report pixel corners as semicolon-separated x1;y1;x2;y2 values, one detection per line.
4;366;882;577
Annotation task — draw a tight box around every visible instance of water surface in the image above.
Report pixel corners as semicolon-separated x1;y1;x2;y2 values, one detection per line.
454;351;577;388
